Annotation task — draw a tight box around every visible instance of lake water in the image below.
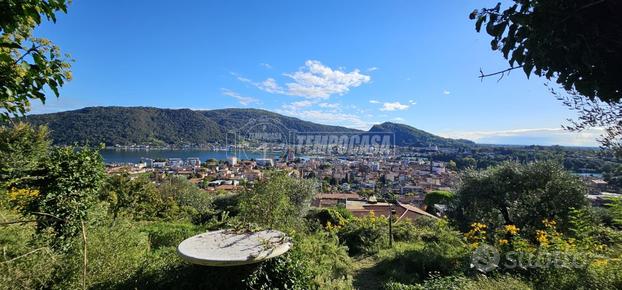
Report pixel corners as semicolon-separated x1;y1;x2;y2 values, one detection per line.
100;149;283;164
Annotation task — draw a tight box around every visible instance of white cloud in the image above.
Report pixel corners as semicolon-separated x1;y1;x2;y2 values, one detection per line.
439;127;603;146
260;63;272;69
380;102;410;111
369;100;380;104
443;90;451;95
408;100;416;105
393;117;405;122
318;102;340;109
277;109;372;130
367;67;379;72
221;89;259;106
247;60;370;99
282;100;316;111
257;78;282;94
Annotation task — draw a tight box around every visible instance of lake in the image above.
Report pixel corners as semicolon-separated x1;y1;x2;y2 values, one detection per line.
100;149;283;164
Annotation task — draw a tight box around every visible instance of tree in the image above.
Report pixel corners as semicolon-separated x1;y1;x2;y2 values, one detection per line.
471;0;621;102
31;146;106;249
424;190;454;214
1;0;72;122
100;173;163;220
0;122;49;188
239;172;317;230
451;161;587;234
471;1;622;153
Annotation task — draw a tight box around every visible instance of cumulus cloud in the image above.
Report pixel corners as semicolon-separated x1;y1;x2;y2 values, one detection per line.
443;90;451;95
380;102;410;111
440;127;603;146
245;60;371;99
221;89;259;106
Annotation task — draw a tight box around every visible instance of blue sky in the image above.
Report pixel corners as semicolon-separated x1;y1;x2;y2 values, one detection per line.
30;0;601;146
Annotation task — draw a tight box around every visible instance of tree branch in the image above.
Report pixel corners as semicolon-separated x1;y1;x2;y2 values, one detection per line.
0;219;36;226
478;66;524;80
1;247;50;264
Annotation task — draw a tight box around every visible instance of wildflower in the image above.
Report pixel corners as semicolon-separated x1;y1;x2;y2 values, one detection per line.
536;230;549;246
503;224;519;235
7;188;39;209
498;239;509;246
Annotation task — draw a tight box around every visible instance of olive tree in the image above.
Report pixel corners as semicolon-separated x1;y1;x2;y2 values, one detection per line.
450;161;587;234
239;172;317;230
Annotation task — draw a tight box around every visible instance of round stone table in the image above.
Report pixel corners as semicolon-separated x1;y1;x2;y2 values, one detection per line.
177;229;292;266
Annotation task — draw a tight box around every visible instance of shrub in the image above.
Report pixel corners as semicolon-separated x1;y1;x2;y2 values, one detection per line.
51;219;149;289
294;231;352;288
0;210;59;290
140;222;202;250
337;212;389;256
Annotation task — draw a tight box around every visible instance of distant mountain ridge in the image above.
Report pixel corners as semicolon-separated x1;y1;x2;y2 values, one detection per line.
24;107;474;147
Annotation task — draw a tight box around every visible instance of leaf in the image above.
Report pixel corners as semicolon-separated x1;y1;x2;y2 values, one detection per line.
523;62;534;78
469;9;478;20
0;42;22;49
475;15;487;32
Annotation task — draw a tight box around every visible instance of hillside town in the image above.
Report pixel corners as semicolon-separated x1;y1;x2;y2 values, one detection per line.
105;145;619;222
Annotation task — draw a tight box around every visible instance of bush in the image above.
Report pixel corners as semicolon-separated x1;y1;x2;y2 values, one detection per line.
372;222;469;284
51;219;149;289
294;231;353;288
140;222;203;250
337;212;389;256
0;210;59;290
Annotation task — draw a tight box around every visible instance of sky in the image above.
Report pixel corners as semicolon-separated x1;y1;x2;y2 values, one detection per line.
30;0;602;146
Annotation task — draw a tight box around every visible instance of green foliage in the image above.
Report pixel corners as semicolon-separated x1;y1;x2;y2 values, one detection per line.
30;146;106;249
337;213;389;256
424;191;454;207
0;210;59;290
244;253;312;290
52;219;149;290
140;222;202;250
424;190;454;214
471;0;622;103
385;274;532;290
100;173;162;220
239;172;317;230
0;0;72;121
451;161;588;234
293;231;352;288
607;197;622;228
0;123;49;188
307;207;352;228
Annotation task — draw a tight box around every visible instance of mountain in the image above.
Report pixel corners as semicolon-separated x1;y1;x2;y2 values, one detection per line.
369;122;474;147
24;107;473;147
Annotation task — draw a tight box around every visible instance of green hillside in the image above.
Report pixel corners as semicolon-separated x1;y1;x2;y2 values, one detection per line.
24;107;473;147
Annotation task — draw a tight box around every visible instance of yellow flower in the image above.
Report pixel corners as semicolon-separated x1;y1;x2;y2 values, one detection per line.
592;258;608;267
498;239;509;246
7;188;39;209
542;219;557;229
504;225;519;235
536;230;549;246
